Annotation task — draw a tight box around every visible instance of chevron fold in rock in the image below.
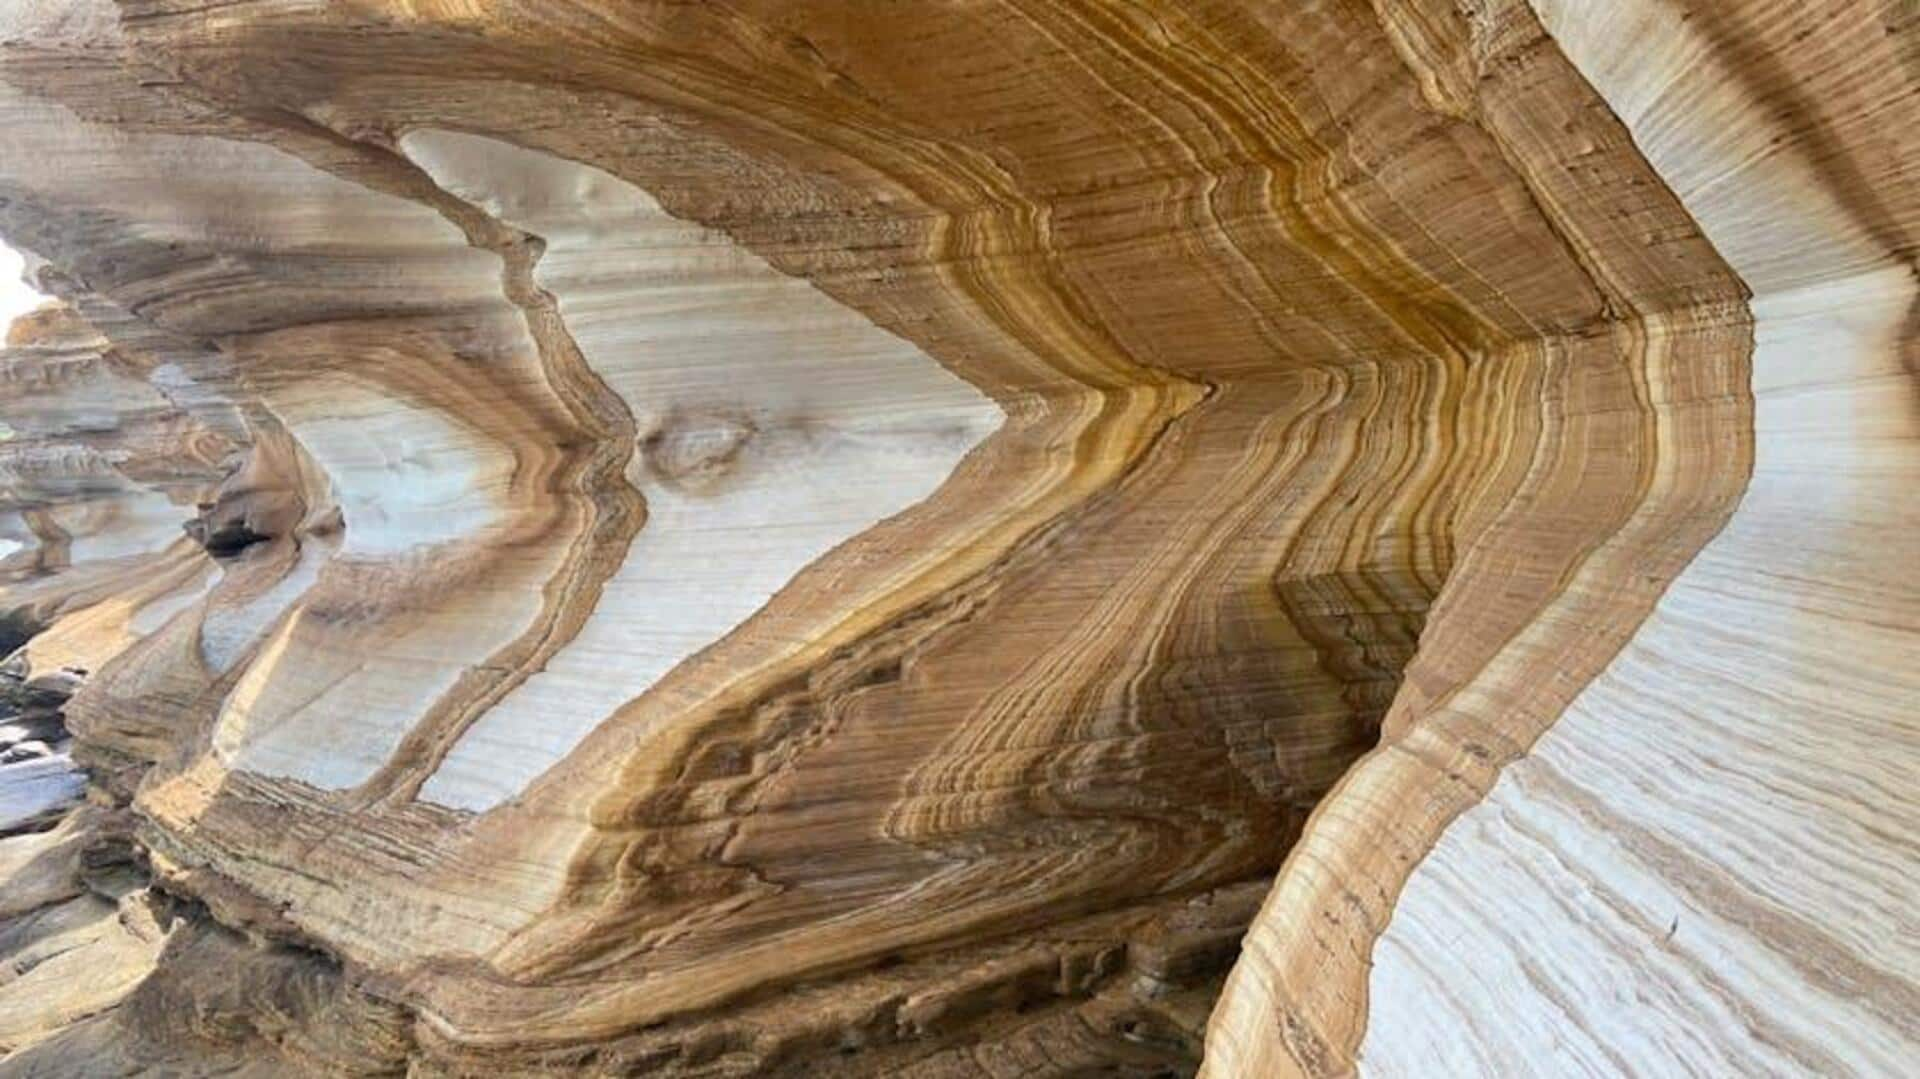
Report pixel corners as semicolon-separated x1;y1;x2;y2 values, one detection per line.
0;1;1911;1076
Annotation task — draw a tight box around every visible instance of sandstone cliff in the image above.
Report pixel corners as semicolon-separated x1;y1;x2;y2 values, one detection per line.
0;1;1912;1075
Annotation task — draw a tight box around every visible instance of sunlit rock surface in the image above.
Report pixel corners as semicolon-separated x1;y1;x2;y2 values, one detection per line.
0;1;1911;1075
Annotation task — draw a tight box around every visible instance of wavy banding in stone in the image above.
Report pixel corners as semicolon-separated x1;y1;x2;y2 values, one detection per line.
0;1;1909;1075
397;129;1003;812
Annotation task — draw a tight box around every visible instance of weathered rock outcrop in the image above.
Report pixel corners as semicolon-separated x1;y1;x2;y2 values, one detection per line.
0;1;1911;1075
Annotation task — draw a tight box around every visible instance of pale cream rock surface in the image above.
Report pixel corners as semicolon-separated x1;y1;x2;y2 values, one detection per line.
1355;3;1920;1074
400;130;1001;810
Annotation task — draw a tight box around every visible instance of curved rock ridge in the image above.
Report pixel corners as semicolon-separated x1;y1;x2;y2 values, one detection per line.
0;1;1909;1075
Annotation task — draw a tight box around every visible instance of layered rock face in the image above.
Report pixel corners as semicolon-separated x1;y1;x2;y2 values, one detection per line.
0;2;1911;1076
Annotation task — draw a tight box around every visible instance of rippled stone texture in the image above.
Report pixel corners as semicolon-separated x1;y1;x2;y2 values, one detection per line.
0;1;1911;1075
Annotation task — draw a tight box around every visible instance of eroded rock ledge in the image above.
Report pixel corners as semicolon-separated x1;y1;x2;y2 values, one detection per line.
0;2;1912;1075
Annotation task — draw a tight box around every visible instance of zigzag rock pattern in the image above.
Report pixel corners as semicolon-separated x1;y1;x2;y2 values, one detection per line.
0;2;1912;1075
